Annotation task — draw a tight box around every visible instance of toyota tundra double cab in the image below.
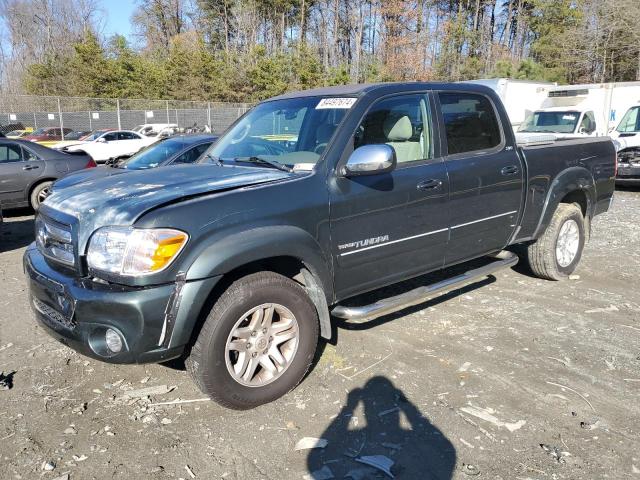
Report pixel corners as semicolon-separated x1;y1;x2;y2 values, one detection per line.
25;82;616;409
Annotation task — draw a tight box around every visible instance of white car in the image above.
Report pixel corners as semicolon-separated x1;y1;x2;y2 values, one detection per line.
62;130;158;163
133;123;179;136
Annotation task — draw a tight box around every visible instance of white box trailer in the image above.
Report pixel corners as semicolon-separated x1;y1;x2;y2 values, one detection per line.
465;78;555;127
518;82;640;138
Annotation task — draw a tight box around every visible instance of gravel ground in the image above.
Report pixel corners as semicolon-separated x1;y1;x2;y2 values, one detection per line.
1;190;639;480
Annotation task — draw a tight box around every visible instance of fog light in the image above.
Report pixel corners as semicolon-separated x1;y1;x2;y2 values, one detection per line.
105;328;123;353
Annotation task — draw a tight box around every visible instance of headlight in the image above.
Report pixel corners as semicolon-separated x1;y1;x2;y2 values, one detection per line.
86;226;188;276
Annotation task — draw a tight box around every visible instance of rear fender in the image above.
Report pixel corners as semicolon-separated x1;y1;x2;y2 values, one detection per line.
533;166;595;239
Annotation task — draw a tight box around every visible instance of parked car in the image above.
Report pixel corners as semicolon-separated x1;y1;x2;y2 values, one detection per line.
133;123;178;136
62;130;158;163
0;138;96;210
611;105;640;185
50;134;217;192
49;129;113;150
6;128;34;139
23;127;74;145
25;82;615;409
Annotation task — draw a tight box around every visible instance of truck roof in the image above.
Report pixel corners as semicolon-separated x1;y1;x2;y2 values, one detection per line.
269;81;496;101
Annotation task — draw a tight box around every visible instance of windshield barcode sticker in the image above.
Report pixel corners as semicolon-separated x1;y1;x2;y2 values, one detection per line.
316;98;357;109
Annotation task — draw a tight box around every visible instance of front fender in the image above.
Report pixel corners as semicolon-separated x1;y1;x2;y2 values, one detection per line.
184;225;334;302
533;166;595;238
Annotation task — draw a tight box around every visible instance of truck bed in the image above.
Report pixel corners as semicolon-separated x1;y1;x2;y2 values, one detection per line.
514;136;616;242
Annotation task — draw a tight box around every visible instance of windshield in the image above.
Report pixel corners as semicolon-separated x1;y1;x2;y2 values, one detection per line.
519;111;580;133
617;106;640;133
82;130;111;141
65;131;88;140
123;139;185;169
207;96;351;169
31;128;47;135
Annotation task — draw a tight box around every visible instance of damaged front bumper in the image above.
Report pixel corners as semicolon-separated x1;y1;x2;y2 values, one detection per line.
24;244;220;364
616;163;640;185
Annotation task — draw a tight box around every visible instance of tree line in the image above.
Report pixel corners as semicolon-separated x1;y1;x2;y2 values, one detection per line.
1;0;639;103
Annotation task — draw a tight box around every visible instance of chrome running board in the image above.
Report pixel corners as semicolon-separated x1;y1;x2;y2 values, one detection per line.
331;250;518;323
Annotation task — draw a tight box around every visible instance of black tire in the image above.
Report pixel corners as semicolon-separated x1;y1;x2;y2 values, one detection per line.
30;181;53;211
186;271;319;410
526;203;585;281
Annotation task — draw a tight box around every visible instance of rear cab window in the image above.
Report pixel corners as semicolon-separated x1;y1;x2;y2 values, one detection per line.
438;92;502;155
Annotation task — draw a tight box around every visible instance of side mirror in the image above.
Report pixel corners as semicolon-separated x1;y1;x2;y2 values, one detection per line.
341;144;396;177
97;137;107;143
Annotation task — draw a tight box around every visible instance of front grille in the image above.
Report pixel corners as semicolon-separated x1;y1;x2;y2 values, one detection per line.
32;297;75;329
35;215;75;267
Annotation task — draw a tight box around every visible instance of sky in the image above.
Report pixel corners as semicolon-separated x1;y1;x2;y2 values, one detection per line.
100;0;137;40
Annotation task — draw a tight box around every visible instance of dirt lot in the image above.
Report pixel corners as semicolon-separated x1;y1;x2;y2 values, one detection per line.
1;190;639;480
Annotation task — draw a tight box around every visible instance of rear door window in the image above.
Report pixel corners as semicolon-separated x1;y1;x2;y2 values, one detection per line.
0;144;23;163
438;92;502;155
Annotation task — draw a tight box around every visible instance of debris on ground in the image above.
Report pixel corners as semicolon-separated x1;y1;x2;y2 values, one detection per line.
119;385;176;400
540;443;570;463
294;437;328;451
461;463;481;476
303;465;334;480
0;370;15;390
356;455;394;478
345;468;373;480
185;464;196;478
377;406;400;417
460;405;526;432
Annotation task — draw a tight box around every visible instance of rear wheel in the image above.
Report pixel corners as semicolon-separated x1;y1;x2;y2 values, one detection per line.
186;272;319;409
526;203;585;280
30;181;53;211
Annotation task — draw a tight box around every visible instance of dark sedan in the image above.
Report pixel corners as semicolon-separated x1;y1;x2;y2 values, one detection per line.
51;134;217;192
0;139;96;210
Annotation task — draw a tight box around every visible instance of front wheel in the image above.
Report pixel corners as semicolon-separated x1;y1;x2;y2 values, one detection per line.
525;203;585;280
186;272;319;410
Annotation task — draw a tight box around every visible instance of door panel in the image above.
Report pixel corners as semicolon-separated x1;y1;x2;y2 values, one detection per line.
438;92;523;264
0;142;44;204
329;93;450;299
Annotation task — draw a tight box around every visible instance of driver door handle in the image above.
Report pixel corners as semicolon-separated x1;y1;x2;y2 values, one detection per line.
417;179;443;191
22;165;40;171
500;165;519;176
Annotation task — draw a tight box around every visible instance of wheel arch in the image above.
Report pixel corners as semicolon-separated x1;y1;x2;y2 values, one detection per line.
183;226;334;341
533;167;595;239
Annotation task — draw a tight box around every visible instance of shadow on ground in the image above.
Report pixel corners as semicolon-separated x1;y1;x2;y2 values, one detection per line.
1;208;34;253
307;376;456;479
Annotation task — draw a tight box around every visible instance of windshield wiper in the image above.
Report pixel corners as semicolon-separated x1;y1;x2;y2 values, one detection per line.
234;156;292;172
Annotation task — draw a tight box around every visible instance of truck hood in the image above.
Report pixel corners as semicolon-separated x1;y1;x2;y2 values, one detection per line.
42;164;294;250
52;165;126;191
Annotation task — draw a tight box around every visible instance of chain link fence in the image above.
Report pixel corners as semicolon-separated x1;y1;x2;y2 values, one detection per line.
0;95;252;135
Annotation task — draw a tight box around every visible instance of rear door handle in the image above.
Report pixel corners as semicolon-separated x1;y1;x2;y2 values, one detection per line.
500;165;519;176
22;165;40;171
417;179;443;191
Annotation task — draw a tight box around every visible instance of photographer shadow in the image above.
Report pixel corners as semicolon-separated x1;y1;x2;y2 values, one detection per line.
307;376;455;479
